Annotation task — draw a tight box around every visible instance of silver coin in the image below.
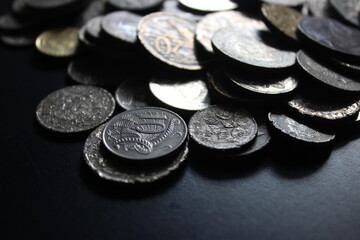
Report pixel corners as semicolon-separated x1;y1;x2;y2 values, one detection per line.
260;0;306;6
307;0;333;17
84;16;103;42
178;0;238;12
0;33;36;47
161;0;203;22
36;85;115;133
106;0;164;11
330;0;360;27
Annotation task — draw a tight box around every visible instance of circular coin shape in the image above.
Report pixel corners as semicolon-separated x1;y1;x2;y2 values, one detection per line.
212;27;296;69
189;106;258;150
178;0;238;12
298;16;360;57
84;124;189;184
102;107;188;161
260;0;306;6
36;27;79;57
106;0;164;11
137;12;201;70
36;85;115;133
330;0;360;27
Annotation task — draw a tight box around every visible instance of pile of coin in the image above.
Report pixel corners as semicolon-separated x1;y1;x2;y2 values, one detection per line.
2;0;359;184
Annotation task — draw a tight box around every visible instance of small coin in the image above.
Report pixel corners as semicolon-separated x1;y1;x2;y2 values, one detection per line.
102;107;188;161
268;112;336;143
329;0;360;27
260;0;306;6
161;0;203;22
77;0;106;26
84;124;189;184
36;85;115;133
0;32;37;47
212;27;296;69
189;106;258;150
307;0;333;17
297;50;360;92
137;12;201;70
106;0;164;11
178;0;238;12
196;11;266;53
36;27;79;57
84;16;103;43
298;16;360;57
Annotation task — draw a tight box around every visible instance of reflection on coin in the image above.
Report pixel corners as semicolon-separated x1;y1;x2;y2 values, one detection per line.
178;0;238;12
196;11;266;53
107;0;164;11
36;85;115;133
189;106;258;150
84;124;189;184
36;27;79;57
329;0;360;27
138;12;201;70
260;0;306;6
102;107;188;161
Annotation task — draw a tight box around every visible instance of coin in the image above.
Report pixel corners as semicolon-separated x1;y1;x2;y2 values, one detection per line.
36;27;79;57
296;50;360;92
0;32;37;47
331;57;360;73
189;106;258;150
261;3;303;41
161;0;203;22
137;12;201;70
212;27;296;69
36;85;115;133
0;13;34;32
260;0;306;6
196;11;266;53
298;16;360;58
26;0;81;10
329;0;360;27
149;74;211;111
268;112;336;143
178;0;238;12
102;107;188;161
106;0;164;11
84;16;103;43
307;0;333;17
84;124;189;184
77;0;106;26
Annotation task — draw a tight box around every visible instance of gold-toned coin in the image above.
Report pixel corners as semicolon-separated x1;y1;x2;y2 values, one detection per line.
36;27;79;57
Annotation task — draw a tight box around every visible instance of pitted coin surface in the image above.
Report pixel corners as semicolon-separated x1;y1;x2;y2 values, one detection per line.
178;0;238;12
107;0;164;11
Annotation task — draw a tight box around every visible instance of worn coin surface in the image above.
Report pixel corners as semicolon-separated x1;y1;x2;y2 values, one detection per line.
137;12;201;70
189;106;258;150
329;0;360;27
107;0;164;11
84;124;189;184
260;0;306;6
298;16;360;57
36;85;115;133
196;11;266;53
102;107;188;160
212;27;296;69
297;50;360;92
36;27;79;57
178;0;238;12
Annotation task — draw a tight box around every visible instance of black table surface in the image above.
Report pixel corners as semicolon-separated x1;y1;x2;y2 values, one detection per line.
1;1;360;239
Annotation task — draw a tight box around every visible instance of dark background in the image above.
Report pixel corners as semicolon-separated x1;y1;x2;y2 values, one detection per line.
1;0;360;239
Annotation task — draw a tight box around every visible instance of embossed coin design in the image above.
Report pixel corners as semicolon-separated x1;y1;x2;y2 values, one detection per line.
189;106;258;150
36;27;79;57
102;107;188;160
260;0;306;6
107;0;164;11
36;85;115;133
137;12;201;70
330;0;360;27
178;0;238;12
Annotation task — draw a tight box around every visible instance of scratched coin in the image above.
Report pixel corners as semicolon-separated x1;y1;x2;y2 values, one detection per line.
137;12;201;70
196;11;266;53
329;0;360;27
102;107;188;160
297;50;360;92
84;124;189;184
260;0;306;6
212;27;296;69
178;0;238;12
107;0;164;11
36;85;115;133
189;106;258;150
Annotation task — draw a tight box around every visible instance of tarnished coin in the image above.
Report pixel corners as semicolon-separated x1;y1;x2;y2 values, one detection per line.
149;75;210;111
298;16;360;57
212;27;296;69
329;0;360;27
260;0;306;6
196;11;266;53
102;107;188;161
297;50;360;92
161;0;203;22
307;0;333;17
36;27;79;57
189;106;258;150
106;0;164;11
178;0;238;12
84;16;103;43
101;11;141;44
36;85;115;133
137;12;201;70
261;3;303;41
268;112;336;143
84;124;188;184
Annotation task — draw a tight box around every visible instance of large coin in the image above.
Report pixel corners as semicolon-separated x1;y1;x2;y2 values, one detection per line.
102;107;188;161
329;0;360;27
106;0;164;11
137;12;201;70
212;27;296;69
84;124;189;184
189;106;258;150
260;0;306;6
36;85;115;133
178;0;238;12
298;16;360;57
297;50;360;92
196;11;266;53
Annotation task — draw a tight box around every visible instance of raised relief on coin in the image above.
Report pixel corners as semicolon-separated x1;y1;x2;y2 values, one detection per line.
137;12;201;70
189;106;258;150
260;0;306;6
102;107;188;160
36;27;79;57
107;0;164;11
84;124;189;184
330;0;360;27
36;85;115;133
178;0;238;12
